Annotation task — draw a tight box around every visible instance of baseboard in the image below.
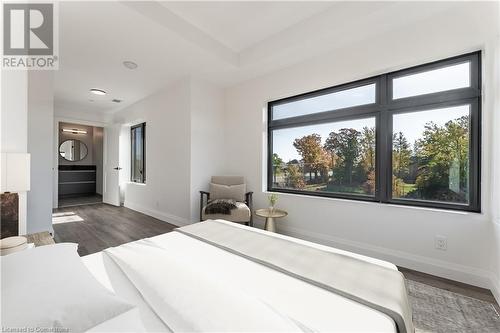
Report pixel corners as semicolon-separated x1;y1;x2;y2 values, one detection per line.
279;224;494;291
124;201;191;227
491;219;500;304
490;273;500;305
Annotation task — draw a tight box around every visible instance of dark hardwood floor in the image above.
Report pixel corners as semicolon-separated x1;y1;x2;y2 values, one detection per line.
58;194;103;208
53;203;176;256
52;203;499;311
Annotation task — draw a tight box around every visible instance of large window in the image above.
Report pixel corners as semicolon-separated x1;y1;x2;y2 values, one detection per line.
131;123;146;183
268;52;481;212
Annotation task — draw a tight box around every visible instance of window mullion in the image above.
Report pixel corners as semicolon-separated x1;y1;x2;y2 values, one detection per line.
378;74;390;203
142;123;146;183
469;99;481;211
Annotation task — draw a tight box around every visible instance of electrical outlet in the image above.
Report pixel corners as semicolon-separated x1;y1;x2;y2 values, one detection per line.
435;235;447;251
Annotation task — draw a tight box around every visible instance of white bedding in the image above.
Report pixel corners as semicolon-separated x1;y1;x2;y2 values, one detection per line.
87;308;147;332
1;243;135;332
83;220;397;332
82;251;171;332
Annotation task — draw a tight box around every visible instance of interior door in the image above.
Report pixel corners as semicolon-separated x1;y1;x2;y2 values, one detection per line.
103;125;121;206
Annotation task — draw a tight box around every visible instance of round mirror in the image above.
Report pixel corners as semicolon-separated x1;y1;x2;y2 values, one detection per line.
59;139;88;162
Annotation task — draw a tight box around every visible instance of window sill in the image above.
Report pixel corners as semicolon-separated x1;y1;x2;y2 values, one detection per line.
126;181;146;186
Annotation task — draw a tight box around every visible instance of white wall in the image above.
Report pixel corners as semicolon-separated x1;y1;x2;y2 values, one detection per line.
55;106;112;125
489;30;500;301
1;70;28;234
190;79;226;220
27;72;55;234
224;2;499;294
1;72;28;152
114;77;226;225
115;78;192;225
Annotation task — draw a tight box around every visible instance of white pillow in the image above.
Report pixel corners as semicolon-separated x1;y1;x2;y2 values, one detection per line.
209;183;246;202
1;243;134;332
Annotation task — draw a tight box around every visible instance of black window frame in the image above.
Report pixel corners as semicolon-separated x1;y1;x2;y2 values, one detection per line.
267;51;481;212
131;122;146;183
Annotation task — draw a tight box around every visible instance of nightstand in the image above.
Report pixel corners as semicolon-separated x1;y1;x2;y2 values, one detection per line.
255;208;288;233
0;236;29;255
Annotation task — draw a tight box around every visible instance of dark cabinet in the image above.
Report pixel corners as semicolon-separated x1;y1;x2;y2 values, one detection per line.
58;165;96;196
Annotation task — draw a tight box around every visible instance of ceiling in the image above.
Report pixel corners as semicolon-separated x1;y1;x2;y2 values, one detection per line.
55;1;458;115
159;2;332;52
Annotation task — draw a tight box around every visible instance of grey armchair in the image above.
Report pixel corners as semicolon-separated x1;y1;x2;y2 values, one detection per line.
200;176;253;226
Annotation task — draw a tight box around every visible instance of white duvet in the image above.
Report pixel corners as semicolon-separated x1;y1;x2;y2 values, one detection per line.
103;221;396;332
105;240;303;332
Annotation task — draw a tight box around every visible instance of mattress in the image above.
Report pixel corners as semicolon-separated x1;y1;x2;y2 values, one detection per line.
82;221;397;332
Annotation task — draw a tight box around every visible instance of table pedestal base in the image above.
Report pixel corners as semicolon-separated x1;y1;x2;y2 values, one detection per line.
255;208;287;233
265;217;276;232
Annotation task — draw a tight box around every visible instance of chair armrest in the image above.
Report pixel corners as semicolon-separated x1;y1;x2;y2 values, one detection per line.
199;191;210;221
245;192;254;227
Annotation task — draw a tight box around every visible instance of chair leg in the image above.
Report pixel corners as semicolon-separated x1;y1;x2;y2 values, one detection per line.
199;192;203;222
248;195;253;227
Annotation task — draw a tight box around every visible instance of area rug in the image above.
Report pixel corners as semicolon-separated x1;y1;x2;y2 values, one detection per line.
406;279;500;333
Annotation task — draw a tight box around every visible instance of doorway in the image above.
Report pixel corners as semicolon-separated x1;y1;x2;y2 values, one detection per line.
57;122;104;208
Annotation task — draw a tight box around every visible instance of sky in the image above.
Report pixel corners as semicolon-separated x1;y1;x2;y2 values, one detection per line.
272;62;470;162
273;84;375;120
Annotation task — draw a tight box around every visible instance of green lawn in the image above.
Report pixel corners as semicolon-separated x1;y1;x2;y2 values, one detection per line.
325;183;366;194
286;181;415;196
399;183;417;196
303;183;327;191
403;183;416;192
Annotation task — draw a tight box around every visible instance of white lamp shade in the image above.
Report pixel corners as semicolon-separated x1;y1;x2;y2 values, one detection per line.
0;153;30;192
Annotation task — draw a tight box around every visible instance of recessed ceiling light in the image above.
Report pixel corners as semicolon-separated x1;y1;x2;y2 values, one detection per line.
90;88;106;95
123;61;138;70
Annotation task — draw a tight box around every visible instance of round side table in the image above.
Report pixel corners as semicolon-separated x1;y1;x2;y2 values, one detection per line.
255;208;287;233
0;236;27;256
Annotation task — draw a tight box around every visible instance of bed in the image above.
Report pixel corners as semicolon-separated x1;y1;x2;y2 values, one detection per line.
81;220;411;332
1;219;412;332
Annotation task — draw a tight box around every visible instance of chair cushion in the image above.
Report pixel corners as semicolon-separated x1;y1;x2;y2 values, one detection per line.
210;183;246;202
211;176;245;186
202;202;250;223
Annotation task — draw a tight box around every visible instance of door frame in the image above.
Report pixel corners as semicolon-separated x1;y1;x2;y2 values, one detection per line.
53;117;109;209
